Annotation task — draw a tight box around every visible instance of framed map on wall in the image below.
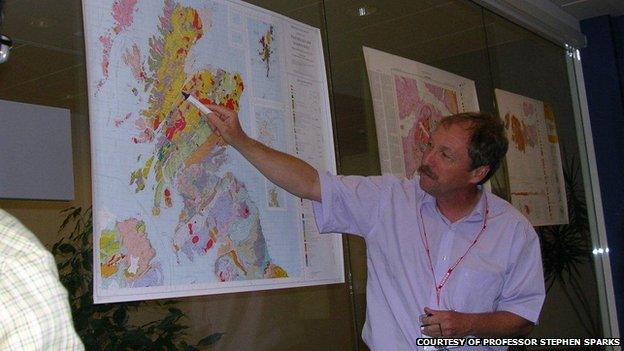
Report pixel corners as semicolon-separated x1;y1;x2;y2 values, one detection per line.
83;0;343;303
363;46;480;178
495;89;568;226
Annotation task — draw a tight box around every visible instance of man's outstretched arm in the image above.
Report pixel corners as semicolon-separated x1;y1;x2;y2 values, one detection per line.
204;104;321;202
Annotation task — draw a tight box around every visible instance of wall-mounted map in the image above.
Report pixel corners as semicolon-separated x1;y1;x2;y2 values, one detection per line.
495;89;568;226
84;0;342;303
363;47;479;178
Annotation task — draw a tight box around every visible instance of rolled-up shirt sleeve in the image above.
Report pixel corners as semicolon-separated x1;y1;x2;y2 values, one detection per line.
497;220;545;324
312;172;387;237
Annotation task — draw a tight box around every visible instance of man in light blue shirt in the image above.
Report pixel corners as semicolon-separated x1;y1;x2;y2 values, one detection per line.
203;103;545;350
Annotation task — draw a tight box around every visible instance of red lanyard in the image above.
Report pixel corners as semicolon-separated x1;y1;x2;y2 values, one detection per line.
418;194;489;306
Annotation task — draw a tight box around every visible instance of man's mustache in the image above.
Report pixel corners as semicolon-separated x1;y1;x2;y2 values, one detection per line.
418;165;438;180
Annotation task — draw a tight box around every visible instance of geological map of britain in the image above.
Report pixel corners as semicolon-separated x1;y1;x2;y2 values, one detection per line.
85;0;331;302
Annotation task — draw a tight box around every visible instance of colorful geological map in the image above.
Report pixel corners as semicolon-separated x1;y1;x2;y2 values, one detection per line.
495;89;568;226
85;0;332;302
363;47;479;179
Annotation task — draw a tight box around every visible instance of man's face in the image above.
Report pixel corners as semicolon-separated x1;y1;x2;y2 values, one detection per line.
418;122;486;197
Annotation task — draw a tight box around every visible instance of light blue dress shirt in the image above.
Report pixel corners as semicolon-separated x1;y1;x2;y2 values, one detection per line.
313;173;545;351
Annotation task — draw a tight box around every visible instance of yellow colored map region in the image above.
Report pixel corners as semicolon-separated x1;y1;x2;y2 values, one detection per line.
129;4;244;215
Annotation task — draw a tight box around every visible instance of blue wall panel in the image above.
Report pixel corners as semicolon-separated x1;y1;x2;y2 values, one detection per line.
580;15;624;336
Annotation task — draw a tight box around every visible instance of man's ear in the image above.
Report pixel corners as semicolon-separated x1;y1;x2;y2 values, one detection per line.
470;165;490;185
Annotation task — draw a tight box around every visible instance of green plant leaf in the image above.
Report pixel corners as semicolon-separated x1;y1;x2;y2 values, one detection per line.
58;243;77;253
168;307;183;317
59;207;80;231
197;332;225;346
113;307;128;326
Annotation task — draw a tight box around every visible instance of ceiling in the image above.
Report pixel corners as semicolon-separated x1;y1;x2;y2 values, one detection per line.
0;0;85;111
553;0;624;20
0;0;622;112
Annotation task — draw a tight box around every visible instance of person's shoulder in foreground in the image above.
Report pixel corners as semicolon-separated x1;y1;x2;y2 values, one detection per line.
0;209;84;351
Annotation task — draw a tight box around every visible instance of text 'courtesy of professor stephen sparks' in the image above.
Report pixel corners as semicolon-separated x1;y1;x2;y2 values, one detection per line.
416;337;621;348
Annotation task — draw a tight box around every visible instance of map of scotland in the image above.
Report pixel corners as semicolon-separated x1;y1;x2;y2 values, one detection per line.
84;0;342;302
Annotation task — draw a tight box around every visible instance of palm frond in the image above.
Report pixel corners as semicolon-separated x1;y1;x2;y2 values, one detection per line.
536;152;600;337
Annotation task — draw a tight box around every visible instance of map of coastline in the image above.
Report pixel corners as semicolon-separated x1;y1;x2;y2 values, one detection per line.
86;0;342;303
93;0;288;296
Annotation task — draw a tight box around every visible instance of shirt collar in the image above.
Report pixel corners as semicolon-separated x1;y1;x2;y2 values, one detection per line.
467;188;487;222
418;185;488;223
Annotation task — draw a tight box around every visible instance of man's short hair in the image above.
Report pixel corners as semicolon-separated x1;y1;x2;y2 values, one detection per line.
438;112;509;185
